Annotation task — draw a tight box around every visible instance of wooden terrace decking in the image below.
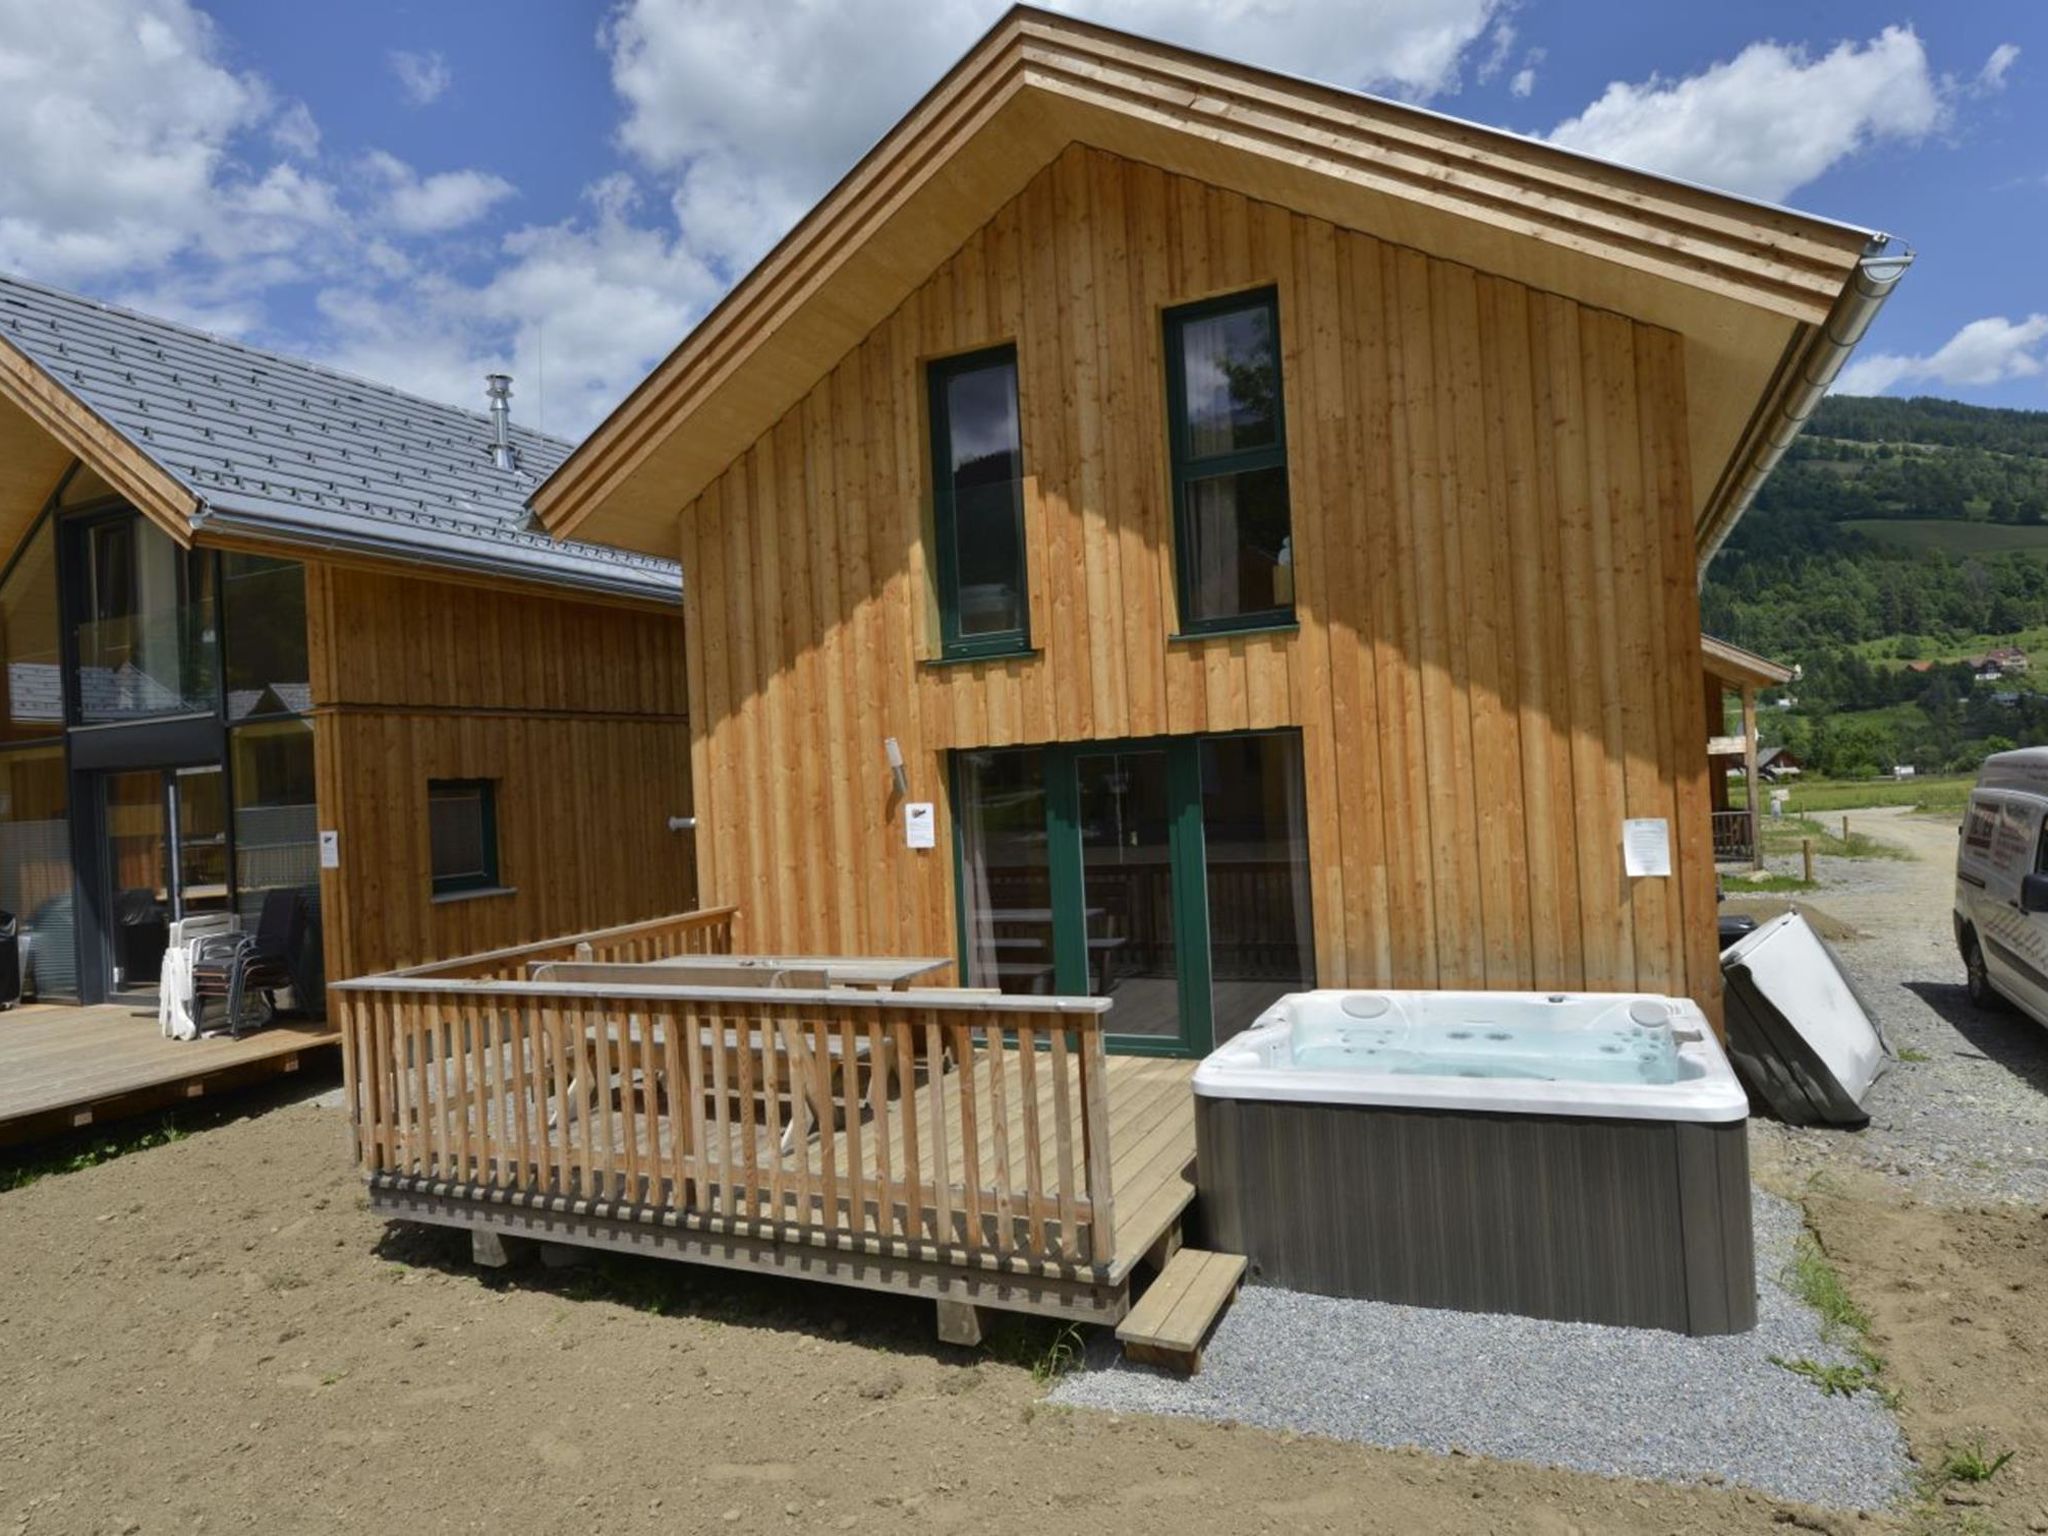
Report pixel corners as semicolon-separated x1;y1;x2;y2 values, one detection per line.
339;909;1203;1335
0;1003;338;1148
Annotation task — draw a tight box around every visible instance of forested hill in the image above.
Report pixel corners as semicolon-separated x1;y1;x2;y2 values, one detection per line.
1700;394;2048;777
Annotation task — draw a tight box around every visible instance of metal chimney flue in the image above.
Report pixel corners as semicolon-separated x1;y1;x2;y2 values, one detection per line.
485;373;518;472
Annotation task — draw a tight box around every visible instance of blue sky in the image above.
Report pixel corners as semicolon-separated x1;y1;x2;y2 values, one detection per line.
0;1;2041;438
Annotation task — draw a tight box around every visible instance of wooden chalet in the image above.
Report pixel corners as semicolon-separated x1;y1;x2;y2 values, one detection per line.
1702;634;1795;869
335;9;1905;1337
0;275;691;1140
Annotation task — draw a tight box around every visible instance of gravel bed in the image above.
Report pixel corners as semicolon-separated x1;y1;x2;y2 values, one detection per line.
1737;807;2048;1207
1052;1191;1913;1511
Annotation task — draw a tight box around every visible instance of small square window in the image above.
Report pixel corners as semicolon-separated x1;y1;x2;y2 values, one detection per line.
1164;288;1294;633
428;779;499;895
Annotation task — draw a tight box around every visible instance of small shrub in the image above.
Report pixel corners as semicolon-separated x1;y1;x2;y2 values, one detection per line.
1941;1440;2015;1485
1769;1355;1875;1397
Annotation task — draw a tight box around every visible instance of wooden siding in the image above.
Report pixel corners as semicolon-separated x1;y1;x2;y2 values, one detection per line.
678;145;1720;1019
307;565;695;980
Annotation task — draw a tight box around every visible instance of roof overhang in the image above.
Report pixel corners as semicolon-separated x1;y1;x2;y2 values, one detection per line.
533;5;1891;566
0;331;198;555
1701;633;1794;689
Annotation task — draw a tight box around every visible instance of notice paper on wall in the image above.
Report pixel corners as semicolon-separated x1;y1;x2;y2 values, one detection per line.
319;829;340;869
1622;818;1672;878
904;802;936;849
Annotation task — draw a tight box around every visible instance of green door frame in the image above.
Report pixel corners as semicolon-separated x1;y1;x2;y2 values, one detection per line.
952;734;1224;1058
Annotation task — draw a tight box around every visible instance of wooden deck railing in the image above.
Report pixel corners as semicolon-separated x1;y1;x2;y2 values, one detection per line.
333;977;1118;1272
390;907;738;981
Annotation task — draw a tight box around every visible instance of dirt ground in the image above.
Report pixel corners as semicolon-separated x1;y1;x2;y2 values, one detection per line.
3;808;2046;1536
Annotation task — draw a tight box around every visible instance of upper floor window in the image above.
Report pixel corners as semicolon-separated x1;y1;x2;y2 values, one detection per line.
929;345;1029;659
1165;288;1294;633
70;512;219;723
428;778;501;897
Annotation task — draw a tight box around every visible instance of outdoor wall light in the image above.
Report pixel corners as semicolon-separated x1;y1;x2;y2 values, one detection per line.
884;737;909;796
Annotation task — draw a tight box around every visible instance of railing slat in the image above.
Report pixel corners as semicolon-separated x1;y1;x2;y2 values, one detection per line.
1049;1025;1079;1262
950;1020;983;1253
923;1013;952;1246
892;1017;922;1242
866;1018;893;1237
984;1019;1014;1259
735;1001;760;1221
1016;1019;1045;1256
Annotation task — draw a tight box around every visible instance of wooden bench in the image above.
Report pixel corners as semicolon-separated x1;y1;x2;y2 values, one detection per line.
1115;1248;1247;1376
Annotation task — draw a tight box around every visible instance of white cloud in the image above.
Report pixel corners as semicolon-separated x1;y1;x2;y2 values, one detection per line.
1836;315;2048;397
0;0;285;278
270;100;321;159
388;48;452;106
603;0;1510;276
1547;26;1943;203
1978;42;2019;93
314;174;723;437
1510;66;1536;98
364;151;516;234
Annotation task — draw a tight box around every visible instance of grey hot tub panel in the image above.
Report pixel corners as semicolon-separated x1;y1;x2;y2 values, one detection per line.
1194;1095;1756;1336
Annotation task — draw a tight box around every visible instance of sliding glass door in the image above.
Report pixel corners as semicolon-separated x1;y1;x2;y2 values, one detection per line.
953;730;1314;1056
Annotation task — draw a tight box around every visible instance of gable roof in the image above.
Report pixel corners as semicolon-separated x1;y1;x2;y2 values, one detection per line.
532;5;1904;568
0;272;677;603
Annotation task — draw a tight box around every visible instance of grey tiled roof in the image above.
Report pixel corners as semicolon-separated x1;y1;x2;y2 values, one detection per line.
0;272;678;603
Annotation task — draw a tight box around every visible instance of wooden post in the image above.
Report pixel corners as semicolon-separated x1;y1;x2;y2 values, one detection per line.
1841;815;1849;843
1741;685;1762;872
1802;838;1814;884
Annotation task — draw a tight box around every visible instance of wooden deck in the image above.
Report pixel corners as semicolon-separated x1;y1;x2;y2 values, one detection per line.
368;1050;1198;1330
0;1003;338;1149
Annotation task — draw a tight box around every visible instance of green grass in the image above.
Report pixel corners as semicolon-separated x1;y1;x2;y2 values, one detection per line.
983;1317;1089;1384
1844;518;2048;560
1777;774;1974;816
1939;1440;2016;1485
1720;873;1818;894
1897;1047;1933;1064
1776;1229;1898;1406
1760;814;1911;861
1769;1355;1881;1397
0;1115;189;1194
1853;621;2048;668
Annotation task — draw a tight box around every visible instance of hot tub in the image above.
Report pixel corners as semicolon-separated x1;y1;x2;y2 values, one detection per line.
1193;989;1755;1335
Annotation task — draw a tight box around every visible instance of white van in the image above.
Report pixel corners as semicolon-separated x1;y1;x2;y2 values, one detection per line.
1955;746;2048;1021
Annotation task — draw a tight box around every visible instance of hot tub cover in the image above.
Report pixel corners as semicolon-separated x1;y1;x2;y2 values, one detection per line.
1719;911;1890;1126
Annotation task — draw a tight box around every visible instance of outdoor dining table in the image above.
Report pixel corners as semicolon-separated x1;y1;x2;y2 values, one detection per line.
541;952;952;1151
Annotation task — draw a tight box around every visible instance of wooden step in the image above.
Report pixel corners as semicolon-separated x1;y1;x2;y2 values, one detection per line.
1115;1248;1246;1376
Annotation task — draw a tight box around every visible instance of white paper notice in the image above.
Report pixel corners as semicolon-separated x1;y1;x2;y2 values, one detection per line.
1622;818;1671;878
904;802;936;850
319;829;341;869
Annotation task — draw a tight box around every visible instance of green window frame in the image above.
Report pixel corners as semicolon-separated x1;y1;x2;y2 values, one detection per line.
428;778;501;897
928;344;1031;660
1163;286;1294;635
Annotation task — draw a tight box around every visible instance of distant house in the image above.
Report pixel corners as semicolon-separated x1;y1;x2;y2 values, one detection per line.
1904;659;1936;675
1756;747;1804;781
1986;646;2030;674
0;273;695;1007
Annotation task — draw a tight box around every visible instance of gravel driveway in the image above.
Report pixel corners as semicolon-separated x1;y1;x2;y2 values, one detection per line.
1738;805;2048;1207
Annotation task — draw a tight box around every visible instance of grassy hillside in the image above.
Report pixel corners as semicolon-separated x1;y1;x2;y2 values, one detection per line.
1702;395;2048;778
1842;519;2048;558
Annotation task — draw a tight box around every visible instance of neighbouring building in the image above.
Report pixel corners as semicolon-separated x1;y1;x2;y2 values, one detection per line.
526;6;1905;1042
0;274;694;1008
1703;635;1796;869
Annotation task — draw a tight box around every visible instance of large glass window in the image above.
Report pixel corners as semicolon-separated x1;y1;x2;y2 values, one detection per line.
73;514;219;721
222;554;310;719
1200;733;1315;1037
0;518;64;744
929;346;1029;658
1164;289;1294;633
231;717;323;1007
956;748;1054;993
0;744;75;999
953;730;1314;1054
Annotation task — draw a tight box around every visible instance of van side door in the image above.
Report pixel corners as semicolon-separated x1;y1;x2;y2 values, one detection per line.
1981;795;2048;1020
